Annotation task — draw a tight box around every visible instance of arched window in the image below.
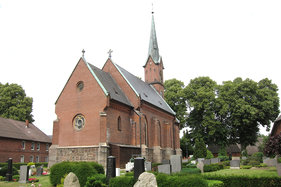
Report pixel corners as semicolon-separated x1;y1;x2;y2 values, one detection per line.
118;116;121;131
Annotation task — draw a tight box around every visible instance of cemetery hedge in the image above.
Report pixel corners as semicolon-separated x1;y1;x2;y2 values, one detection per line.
86;174;107;187
203;175;281;187
109;176;136;187
204;163;223;172
50;161;104;187
0;162;48;169
0;165;19;177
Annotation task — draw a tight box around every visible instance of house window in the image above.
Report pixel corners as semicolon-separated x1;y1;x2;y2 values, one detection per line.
46;144;49;151
30;155;34;162
36;156;39;163
37;143;40;151
45;156;49;162
117;116;121;131
22;141;25;150
31;142;35;150
20;155;24;163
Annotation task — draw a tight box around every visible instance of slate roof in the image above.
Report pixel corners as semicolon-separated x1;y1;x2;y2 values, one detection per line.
208;144;241;154
87;63;132;107
0;117;52;143
148;14;160;63
114;63;175;115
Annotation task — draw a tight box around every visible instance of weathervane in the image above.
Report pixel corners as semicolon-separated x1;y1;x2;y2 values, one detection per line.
152;3;154;14
82;49;85;57
108;49;113;58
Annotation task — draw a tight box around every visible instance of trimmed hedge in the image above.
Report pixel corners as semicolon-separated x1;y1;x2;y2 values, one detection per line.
0;162;48;170
204;163;223;172
0;165;19;177
86;174;107;187
50;161;103;187
109;176;136;187
204;175;281;187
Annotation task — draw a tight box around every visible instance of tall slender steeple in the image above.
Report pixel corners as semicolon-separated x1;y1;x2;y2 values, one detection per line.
148;12;160;63
144;11;165;97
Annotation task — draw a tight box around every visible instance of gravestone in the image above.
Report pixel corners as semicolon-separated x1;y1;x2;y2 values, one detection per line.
211;158;220;164
230;160;240;169
145;161;152;171
36;165;43;176
106;156;116;181
197;158;204;163
6;158;12;181
116;168;120;177
158;164;171;174
134;172;157;187
134;157;145;180
263;158;277;167
19;165;29;183
196;161;204;173
64;172;80;187
203;159;211;165
170;155;182;173
162;159;170;164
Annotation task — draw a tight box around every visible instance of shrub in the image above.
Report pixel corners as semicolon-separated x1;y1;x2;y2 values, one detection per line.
193;138;207;159
220;160;230;166
278;157;281;163
86;174;107;187
203;163;221;172
0;165;19;177
218;156;229;161
12;175;19;181
125;172;134;176
179;167;201;174
206;150;214;159
27;162;35;166
50;161;74;186
240;165;252;169
0;176;5;181
248;160;260;166
88;162;105;174
28;177;39;183
109;176;135;187
72;162;97;187
252;152;263;163
208;180;224;187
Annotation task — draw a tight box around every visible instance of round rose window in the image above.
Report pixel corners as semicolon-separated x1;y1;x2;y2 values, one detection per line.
73;114;85;130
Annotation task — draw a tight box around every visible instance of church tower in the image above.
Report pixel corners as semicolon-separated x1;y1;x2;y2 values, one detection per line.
143;12;165;97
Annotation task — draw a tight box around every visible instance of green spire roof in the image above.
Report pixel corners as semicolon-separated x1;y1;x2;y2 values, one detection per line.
148;13;160;63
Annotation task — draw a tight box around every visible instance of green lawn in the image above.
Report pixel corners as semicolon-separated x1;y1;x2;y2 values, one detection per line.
203;167;279;177
0;175;53;187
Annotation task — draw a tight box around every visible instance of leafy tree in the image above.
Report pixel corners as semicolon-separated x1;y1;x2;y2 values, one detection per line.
0;83;34;122
217;78;280;150
193;138;207;159
180;130;194;157
258;135;269;153
164;78;187;129
184;77;227;146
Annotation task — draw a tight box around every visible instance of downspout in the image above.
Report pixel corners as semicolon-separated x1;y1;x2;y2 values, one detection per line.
135;110;142;156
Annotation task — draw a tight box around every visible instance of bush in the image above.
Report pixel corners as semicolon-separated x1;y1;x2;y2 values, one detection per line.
240;165;252;169
218;156;229;161
193;138;207;159
206;150;214;159
204;175;281;187
278;157;281;163
0;165;19;177
252;152;263;163
0;176;5;181
50;161;100;186
86;174;107;187
220;160;230;166
88;162;105;174
179;167;201;174
27;162;35;166
12;175;19;181
109;176;136;187
208;180;224;187
203;163;222;172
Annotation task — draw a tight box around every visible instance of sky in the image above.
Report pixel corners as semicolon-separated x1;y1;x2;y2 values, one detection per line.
0;0;281;136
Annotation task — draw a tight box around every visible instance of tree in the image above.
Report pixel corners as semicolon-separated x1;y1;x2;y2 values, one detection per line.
0;83;34;122
193;138;207;159
184;77;227;146
180;130;194;157
164;78;187;129
217;78;280;150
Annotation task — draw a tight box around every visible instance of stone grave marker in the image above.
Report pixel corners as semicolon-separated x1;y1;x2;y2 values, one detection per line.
6;158;12;181
230;160;240;169
64;172;80;187
134;172;157;187
196;161;204;173
116;168;120;177
203;159;211;165
197;158;204;163
158;164;171;175
162;159;170;164
263;158;277;167
145;161;152;171
134;157;145;180
211;158;220;164
106;156;116;181
19;165;29;183
170;155;182;173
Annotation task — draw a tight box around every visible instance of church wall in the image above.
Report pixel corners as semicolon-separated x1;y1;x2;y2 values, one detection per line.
103;59;140;108
55;59;108;146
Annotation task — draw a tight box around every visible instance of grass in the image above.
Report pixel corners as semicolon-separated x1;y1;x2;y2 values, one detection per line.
203;167;278;177
0;175;53;187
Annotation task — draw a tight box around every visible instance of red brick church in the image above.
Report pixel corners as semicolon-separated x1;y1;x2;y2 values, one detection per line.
49;13;181;168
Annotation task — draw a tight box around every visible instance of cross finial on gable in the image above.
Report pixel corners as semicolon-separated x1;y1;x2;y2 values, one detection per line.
82;49;85;57
108;49;113;58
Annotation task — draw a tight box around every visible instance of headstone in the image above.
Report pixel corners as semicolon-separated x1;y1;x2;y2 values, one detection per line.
19;165;29;184
145;162;152;171
133;172;157;187
203;159;211;165
162;159;170;164
134;157;145;180
196;161;204;173
232;157;240;160
158;164;171;175
197;158;204;163
277;163;281;177
6;158;12;181
242;156;247;160
211;158;220;164
191;160;196;164
36;165;43;176
116;168;120;177
263;158;277;167
170;155;182;173
125;162;134;172
106;156;116;181
64;172;80;187
230;160;240;169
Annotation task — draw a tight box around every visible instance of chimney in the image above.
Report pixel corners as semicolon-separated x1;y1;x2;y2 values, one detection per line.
25;120;29;128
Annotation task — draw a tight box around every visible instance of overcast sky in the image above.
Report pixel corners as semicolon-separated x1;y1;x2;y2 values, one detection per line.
1;0;280;136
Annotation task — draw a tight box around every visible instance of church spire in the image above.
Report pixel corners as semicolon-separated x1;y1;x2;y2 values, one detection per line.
148;12;160;63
